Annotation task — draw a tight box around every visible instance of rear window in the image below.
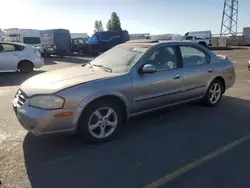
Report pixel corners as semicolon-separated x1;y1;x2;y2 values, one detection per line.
23;37;41;44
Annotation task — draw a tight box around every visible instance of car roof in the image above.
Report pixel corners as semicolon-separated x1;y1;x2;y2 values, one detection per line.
122;40;207;48
0;41;26;46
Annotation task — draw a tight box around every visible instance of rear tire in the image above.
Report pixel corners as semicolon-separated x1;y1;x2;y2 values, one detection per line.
18;61;34;73
78;99;123;143
201;79;223;106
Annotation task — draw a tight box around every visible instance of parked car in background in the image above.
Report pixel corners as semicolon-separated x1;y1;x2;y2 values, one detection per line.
12;41;235;143
40;29;71;57
3;28;43;51
0;42;44;73
75;30;130;56
183;30;212;47
71;37;87;54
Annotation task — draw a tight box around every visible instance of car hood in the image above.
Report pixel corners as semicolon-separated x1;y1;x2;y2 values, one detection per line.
21;65;121;96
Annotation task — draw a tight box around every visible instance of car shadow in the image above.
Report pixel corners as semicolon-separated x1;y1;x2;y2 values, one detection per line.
0;70;45;87
23;96;250;188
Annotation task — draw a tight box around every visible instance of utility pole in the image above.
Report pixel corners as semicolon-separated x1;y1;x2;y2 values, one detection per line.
220;0;239;37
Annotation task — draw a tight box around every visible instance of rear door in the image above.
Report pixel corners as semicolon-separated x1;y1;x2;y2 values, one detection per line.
0;43;19;71
178;45;212;100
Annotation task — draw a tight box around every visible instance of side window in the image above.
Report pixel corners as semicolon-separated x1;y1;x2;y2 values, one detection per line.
74;39;79;45
146;46;178;71
78;39;85;44
1;44;15;52
180;46;208;67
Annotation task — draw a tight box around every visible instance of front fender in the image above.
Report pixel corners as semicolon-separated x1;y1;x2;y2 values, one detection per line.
72;90;130;127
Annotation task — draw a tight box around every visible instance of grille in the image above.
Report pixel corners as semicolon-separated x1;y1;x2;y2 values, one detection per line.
15;90;27;106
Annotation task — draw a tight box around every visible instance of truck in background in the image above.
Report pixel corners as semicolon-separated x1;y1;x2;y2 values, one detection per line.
183;30;212;47
40;29;71;57
3;28;42;50
71;33;89;42
72;30;130;56
243;27;250;45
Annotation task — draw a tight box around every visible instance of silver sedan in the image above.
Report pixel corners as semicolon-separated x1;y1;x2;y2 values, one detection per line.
12;41;235;143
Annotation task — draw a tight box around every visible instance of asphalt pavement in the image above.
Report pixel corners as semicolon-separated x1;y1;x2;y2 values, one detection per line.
1;48;250;188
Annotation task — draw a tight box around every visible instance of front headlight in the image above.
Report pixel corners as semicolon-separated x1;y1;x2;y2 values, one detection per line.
29;95;64;109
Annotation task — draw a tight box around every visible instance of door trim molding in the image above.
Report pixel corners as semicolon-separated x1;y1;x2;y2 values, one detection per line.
134;89;182;102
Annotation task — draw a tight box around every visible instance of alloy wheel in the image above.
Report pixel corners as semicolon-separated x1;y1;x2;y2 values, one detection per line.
88;107;118;139
209;83;221;104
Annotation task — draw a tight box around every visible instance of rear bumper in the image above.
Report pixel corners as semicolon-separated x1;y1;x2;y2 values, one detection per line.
33;57;44;68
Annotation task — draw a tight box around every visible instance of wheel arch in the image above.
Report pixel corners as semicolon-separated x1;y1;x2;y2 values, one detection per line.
73;91;130;129
18;59;34;67
209;76;226;94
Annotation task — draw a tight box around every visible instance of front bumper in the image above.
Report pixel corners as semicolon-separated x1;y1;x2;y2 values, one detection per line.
12;98;77;135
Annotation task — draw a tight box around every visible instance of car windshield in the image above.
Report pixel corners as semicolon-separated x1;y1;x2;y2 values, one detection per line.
90;45;149;73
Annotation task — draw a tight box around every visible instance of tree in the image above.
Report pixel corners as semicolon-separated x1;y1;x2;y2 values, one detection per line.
94;20;104;33
106;20;112;31
106;12;122;31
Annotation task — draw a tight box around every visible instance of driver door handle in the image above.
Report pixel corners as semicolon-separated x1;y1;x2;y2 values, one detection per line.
174;74;181;79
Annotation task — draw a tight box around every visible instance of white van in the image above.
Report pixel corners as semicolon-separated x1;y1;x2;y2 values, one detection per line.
3;28;42;50
183;30;212;47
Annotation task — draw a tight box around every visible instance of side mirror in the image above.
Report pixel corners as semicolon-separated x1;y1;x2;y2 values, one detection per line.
141;64;157;74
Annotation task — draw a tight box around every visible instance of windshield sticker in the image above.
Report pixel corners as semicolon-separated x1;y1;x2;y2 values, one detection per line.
131;47;148;52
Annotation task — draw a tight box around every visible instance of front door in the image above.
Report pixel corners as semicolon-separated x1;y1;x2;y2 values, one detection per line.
179;45;213;100
132;46;184;113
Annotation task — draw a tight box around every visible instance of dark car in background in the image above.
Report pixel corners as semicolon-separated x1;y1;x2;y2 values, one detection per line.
72;30;130;56
40;29;71;57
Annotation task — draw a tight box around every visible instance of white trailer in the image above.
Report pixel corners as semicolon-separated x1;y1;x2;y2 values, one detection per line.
243;27;250;45
3;28;42;49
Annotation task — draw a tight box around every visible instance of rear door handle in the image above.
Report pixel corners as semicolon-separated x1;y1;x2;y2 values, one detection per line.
208;69;213;73
174;74;181;79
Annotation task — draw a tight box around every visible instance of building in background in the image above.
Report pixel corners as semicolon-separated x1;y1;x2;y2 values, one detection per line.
243;27;250;45
0;29;4;41
70;33;89;42
129;33;150;40
150;34;183;41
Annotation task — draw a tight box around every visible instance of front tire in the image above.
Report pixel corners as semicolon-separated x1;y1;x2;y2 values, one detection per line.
201;79;223;106
78;100;123;143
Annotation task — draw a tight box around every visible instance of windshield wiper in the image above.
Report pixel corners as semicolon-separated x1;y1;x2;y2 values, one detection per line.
82;62;93;67
92;64;113;72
